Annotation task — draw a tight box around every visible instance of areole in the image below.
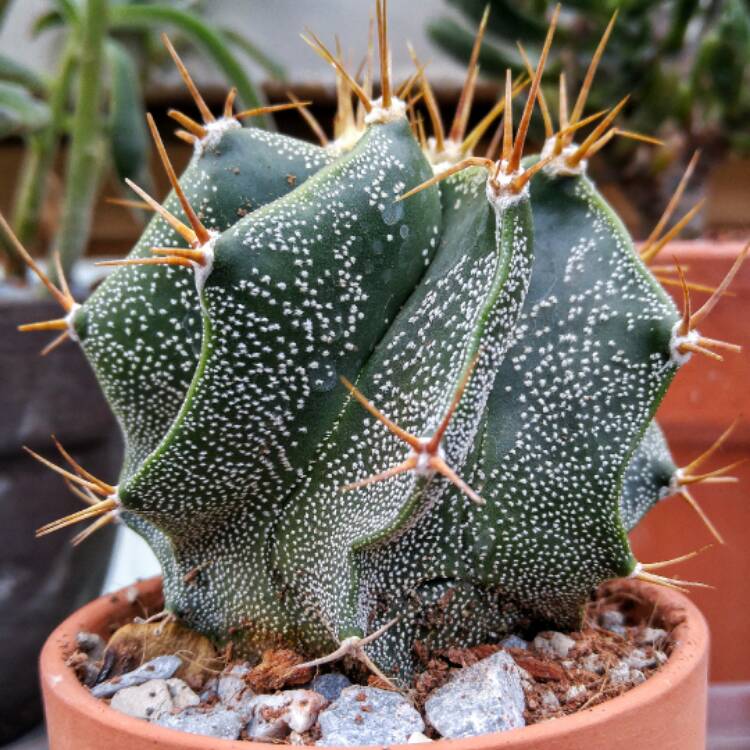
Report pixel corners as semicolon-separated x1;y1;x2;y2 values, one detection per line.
41;577;708;750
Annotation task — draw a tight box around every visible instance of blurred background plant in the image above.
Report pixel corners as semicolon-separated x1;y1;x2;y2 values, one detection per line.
428;0;750;229
0;0;283;282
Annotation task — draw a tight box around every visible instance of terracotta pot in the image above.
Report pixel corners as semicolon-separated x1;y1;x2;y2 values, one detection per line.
0;295;120;743
631;239;750;682
41;576;708;750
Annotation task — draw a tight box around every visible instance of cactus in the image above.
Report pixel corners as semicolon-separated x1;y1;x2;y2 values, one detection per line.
444;0;750;134
11;2;747;683
428;0;750;172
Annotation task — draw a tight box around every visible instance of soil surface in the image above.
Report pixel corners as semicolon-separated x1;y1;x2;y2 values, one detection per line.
412;586;670;727
68;583;674;741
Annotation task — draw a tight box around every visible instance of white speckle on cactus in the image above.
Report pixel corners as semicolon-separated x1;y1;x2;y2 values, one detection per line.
540;139;588;176
669;321;699;366
364;96;407;125
64;302;82;342
194;117;242;155
192;233;218;296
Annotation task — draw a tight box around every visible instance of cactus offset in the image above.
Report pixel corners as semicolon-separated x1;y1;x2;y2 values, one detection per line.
14;2;746;683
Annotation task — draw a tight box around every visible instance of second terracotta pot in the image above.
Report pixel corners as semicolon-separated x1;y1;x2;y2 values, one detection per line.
0;296;120;744
636;239;750;682
40;576;708;750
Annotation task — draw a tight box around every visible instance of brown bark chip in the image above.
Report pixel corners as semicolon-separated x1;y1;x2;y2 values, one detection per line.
245;649;313;692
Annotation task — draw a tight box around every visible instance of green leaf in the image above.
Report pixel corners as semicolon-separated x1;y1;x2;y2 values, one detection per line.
662;0;702;54
427;17;524;76
53;0;80;24
109;4;268;125
0;82;50;138
445;0;549;41
0;53;47;95
53;0;108;275
31;9;66;37
106;40;149;184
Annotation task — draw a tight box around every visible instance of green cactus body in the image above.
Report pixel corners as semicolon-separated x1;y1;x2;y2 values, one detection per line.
346;158;687;676
458;163;681;622
619;420;676;531
115;116;442;650
74;126;334;479
274;164;535;673
65;133;701;679
20;6;740;688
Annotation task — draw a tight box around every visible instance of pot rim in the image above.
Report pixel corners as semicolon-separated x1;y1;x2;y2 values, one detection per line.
40;576;708;749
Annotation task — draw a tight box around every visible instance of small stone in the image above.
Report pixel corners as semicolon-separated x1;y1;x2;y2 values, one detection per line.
317;686;424;746
166;678;200;709
247;690;327;740
626;648;656;670
541;690;560;711
408;731;434;743
76;632;105;661
92;655;182;698
638;627;668;646
246;693;290;740
582;653;604;674
500;635;528;650
630;669;646;685
156;707;244;740
289;731;307;745
215;665;256;722
533;632;575;659
599;610;626;634
110;679;173;720
200;676;218;702
311;672;351;702
285;690;327;733
217;664;252;706
609;660;631;685
654;650;668;665
424;651;525;739
564;684;586;703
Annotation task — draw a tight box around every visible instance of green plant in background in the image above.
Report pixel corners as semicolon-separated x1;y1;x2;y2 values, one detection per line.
0;0;283;280
8;1;747;683
429;0;750;225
